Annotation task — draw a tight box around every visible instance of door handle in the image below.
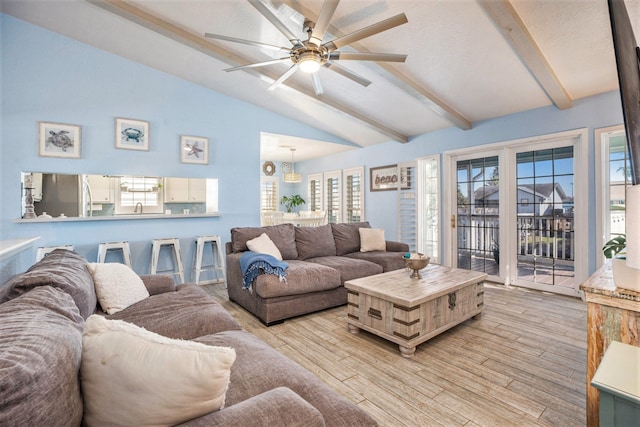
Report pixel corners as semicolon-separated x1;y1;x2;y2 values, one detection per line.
451;214;456;228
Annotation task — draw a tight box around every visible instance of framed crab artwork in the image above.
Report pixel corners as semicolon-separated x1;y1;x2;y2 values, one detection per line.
38;122;81;159
115;117;149;151
180;135;209;165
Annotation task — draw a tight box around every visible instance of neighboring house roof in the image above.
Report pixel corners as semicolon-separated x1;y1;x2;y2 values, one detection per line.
473;183;569;202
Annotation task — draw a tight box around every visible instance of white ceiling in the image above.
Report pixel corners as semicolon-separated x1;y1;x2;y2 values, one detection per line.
2;0;638;162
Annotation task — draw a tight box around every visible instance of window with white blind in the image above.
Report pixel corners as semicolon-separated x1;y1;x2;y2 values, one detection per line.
397;162;417;251
260;177;279;211
308;173;323;212
325;170;341;224
115;176;164;214
344;167;364;223
418;157;439;263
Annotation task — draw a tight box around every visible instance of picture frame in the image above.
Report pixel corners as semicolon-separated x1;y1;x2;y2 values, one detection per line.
180;135;209;164
38;122;81;159
369;164;411;191
115;118;149;151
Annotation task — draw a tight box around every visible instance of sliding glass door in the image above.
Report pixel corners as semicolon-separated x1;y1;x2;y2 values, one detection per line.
455;156;500;276
446;130;586;296
515;147;575;289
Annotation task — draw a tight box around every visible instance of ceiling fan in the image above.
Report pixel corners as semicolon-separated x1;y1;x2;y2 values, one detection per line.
204;0;408;96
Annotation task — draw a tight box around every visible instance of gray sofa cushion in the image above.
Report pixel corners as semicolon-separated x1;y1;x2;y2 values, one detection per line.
177;387;325;426
344;251;407;272
231;224;298;260
194;330;377;427
254;260;341;299
331;222;371;255
0;249;97;319
307;256;383;283
295;224;336;260
0;286;83;427
106;284;242;339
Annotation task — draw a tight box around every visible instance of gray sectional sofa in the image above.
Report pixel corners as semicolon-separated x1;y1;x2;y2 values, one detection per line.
226;222;410;325
0;249;376;426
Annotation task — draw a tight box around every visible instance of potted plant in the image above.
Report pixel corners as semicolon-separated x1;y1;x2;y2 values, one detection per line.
280;194;305;213
602;234;626;259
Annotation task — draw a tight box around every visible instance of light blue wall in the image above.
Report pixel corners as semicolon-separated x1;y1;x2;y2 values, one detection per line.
0;13;626;281
0;14;352;279
297;90;625;276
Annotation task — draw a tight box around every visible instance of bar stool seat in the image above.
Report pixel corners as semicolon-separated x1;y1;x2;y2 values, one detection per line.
97;241;132;268
35;245;75;262
192;235;225;285
150;238;184;284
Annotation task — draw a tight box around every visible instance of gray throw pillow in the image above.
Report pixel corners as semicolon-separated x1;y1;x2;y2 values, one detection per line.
231;224;298;260
295;224;336;260
331;222;371;255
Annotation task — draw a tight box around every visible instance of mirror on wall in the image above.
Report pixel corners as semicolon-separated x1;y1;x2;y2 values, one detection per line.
20;172;219;219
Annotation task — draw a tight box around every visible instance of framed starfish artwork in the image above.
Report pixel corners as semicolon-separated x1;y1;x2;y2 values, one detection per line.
180;135;209;165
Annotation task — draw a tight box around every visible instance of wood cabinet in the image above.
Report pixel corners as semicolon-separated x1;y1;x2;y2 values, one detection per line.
580;263;640;426
164;178;206;203
87;175;114;203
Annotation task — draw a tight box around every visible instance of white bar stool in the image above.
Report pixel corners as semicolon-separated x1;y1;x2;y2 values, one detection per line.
192;235;225;285
35;245;75;262
97;241;132;268
150;238;184;284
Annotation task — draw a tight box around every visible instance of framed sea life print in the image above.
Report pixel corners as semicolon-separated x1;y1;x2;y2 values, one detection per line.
180;135;209;164
115;118;149;151
38;122;81;159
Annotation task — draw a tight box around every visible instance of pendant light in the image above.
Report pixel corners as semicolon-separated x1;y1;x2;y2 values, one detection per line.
284;148;302;183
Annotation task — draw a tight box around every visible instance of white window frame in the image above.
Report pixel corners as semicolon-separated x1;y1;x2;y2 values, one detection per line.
343;166;365;223
115;176;164;214
260;176;279;212
595;124;627;269
324;170;342;224
417;156;440;264
443;129;588;296
308;173;323;212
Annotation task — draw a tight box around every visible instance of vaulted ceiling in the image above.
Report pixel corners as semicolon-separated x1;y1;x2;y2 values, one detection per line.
2;0;637;161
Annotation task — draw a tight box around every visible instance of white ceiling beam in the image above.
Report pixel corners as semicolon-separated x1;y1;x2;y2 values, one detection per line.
478;0;572;110
281;0;472;131
86;0;409;144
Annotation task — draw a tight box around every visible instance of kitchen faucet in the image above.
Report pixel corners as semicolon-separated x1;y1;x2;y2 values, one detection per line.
134;202;143;214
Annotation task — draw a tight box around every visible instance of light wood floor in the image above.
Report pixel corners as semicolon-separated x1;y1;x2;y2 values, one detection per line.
202;282;587;426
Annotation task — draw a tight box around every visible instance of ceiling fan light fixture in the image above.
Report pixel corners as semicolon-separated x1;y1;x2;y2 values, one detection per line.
298;53;321;73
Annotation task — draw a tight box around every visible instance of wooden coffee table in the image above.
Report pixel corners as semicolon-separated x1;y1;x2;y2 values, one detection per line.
345;265;487;358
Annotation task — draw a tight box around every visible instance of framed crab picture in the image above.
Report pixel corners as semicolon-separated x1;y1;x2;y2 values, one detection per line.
180;135;209;165
38;122;81;159
115;118;149;151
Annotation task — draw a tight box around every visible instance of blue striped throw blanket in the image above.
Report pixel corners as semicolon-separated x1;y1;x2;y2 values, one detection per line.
240;251;288;290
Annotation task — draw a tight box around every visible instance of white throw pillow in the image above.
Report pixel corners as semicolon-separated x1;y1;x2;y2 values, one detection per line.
360;228;386;252
87;263;150;314
246;233;283;260
81;315;236;427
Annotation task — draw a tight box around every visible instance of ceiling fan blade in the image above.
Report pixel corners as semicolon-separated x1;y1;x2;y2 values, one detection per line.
248;0;303;47
324;61;371;87
204;33;291;53
224;57;290;72
329;51;407;62
324;13;408;51
268;64;300;90
311;72;324;95
309;0;340;46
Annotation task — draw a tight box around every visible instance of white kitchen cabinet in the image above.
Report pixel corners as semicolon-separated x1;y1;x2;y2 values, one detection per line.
164;178;206;203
